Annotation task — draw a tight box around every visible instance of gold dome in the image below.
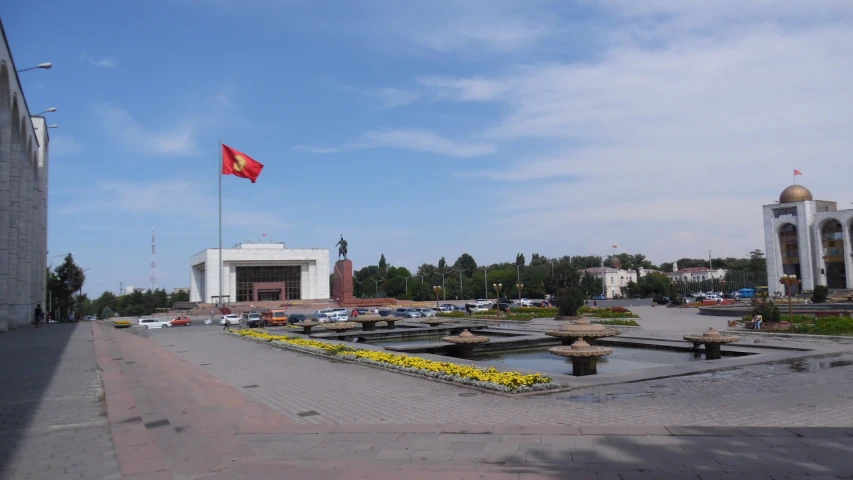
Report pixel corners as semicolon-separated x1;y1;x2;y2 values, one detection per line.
779;185;813;203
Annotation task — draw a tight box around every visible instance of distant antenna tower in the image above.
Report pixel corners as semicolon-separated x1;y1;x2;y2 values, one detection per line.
150;229;157;291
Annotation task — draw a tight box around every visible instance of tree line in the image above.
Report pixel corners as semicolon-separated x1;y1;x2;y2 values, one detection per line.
46;254;191;319
331;250;768;301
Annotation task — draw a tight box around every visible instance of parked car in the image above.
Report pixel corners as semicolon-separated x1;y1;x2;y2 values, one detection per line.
498;298;514;305
652;296;670;305
356;308;371;315
378;309;393;317
435;305;452;312
395;308;422;318
328;312;349;322
737;288;755;299
471;305;489;313
417;308;436;317
245;312;263;327
532;300;551;307
490;303;512;312
591;294;606;301
518;298;533;307
704;294;723;303
170;315;192;326
138;318;171;329
220;314;240;326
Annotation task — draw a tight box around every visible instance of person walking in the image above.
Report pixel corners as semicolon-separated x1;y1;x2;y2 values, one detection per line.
34;304;43;328
223;317;231;331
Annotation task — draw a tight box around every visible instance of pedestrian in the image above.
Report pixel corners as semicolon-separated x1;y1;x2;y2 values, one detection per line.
351;308;359;318
34;304;43;328
374;308;379;314
465;304;472;316
223;317;231;331
593;300;598;309
752;313;763;330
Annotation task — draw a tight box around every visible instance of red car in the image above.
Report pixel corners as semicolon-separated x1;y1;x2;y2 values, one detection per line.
170;315;192;326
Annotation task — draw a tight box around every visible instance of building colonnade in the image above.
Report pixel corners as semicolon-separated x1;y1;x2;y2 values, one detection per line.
0;26;50;332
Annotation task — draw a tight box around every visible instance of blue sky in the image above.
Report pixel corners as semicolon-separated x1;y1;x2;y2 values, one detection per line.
5;1;853;296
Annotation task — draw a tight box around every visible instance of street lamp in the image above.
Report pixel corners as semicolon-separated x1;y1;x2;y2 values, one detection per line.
17;62;52;73
35;107;57;116
493;283;502;317
516;283;524;302
405;276;416;297
438;270;454;301
779;274;799;329
432;286;442;308
373;279;384;295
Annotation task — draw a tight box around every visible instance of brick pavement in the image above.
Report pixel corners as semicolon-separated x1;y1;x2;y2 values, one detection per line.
0;323;120;480
152;328;853;427
6;320;853;478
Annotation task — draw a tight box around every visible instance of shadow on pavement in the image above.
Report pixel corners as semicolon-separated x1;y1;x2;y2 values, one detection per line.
0;323;86;477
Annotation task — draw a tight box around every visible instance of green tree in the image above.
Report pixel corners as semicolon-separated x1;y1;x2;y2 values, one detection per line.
170;290;190;303
453;253;477;276
557;287;584;317
48;255;85;320
516;253;525;266
378;254;387;271
438;257;447;270
638;272;670;297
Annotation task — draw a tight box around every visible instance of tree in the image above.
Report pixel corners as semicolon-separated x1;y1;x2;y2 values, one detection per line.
378;254;387;271
416;263;436;279
438;257;447;270
557;287;584;317
170;290;190;303
580;273;601;298
516;253;525;266
638;272;670;297
48;255;85;320
453;253;477;276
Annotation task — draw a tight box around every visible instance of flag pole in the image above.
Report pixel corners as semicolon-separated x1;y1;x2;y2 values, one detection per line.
218;141;223;307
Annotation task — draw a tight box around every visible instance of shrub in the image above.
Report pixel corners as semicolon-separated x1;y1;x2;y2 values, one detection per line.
813;285;829;304
755;300;781;322
437;311;466;318
591;319;639;326
557;287;585;317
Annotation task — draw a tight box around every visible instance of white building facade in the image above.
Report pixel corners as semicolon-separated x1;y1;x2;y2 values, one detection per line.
667;267;727;283
0;22;50;332
583;267;638;299
763;184;853;294
189;243;330;304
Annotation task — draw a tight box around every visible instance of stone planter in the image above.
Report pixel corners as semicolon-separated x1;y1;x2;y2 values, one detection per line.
555;316;582;321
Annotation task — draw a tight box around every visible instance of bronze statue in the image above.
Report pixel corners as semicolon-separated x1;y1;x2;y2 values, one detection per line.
336;235;348;260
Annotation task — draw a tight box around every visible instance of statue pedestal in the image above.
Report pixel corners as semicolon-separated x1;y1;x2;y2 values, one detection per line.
333;259;396;307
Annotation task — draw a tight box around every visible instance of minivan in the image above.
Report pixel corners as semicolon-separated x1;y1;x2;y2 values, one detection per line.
737;288;755;299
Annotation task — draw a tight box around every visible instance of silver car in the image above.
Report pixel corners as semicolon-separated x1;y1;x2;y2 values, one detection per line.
417;308;436;317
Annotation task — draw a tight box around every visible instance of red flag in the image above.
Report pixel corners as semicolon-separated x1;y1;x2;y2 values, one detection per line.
262;233;267;236
793;169;802;176
222;144;264;183
612;245;618;249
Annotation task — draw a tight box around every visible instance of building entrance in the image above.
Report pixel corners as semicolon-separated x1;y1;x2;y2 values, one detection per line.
257;289;281;301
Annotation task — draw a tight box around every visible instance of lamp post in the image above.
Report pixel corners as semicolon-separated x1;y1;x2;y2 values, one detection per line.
516;283;524;302
405;276;415;297
17;62;52;73
721;280;727;298
373;279;384;296
482;266;488;299
34;107;57;116
493;283;502;317
438;270;454;301
780;274;799;328
432;286;442;308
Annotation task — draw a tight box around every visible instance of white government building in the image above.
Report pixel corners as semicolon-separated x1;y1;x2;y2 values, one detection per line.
0;22;50;332
763;184;853;294
189;243;330;304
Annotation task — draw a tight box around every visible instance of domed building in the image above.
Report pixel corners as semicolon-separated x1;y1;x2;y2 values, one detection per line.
763;185;853;294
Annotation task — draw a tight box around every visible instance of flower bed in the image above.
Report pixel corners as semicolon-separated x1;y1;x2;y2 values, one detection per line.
590;319;640;326
232;329;559;393
579;306;640;318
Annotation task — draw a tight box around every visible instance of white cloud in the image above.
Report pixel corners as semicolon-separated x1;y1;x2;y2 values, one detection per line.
293;145;339;154
417;76;511;102
50;134;83;157
56;179;287;229
87;56;117;68
367;1;558;54
318;78;418;109
94;103;198;156
357;128;496;158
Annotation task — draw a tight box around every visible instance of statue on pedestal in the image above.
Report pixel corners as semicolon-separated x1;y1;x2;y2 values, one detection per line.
336;235;348;260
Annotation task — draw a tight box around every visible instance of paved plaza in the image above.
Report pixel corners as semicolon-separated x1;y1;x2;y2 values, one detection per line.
1;309;853;479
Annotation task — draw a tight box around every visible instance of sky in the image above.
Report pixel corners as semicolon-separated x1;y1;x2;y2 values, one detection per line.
5;0;853;297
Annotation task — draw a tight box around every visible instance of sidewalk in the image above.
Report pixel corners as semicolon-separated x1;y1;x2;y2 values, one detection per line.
3;322;853;479
0;322;120;480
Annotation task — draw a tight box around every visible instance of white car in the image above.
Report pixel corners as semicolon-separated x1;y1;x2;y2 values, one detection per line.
704;294;723;303
519;298;533;307
220;314;240;325
417;308;437;317
328;312;349;322
475;299;491;307
471;306;489;313
138;318;172;329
